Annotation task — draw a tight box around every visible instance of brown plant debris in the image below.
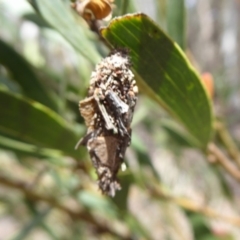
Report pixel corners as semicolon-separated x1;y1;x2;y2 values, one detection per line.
71;0;114;22
76;49;138;196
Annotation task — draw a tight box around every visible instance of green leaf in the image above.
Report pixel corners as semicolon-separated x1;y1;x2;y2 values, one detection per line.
0;135;63;159
112;172;134;210
23;13;51;28
0;88;80;157
0;39;57;111
166;0;186;50
0;74;21;93
101;13;213;147
78;191;118;217
31;0;101;64
155;0;167;30
161;119;199;147
11;207;52;240
123;213;152;239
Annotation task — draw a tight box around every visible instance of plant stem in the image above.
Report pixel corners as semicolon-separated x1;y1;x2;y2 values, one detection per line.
208;142;240;181
148;182;240;227
0;173;131;240
215;121;240;168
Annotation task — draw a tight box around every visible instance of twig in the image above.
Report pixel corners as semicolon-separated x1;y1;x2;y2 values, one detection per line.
89;20;113;50
148;183;240;227
215;121;240;168
208;142;240;181
0;174;131;240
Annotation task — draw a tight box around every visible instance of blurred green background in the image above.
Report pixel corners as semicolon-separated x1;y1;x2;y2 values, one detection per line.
0;0;240;239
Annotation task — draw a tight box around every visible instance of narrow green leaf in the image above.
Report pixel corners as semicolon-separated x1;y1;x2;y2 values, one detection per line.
78;191;118;217
131;132;158;177
0;135;63;158
123;213;152;239
0;74;20;93
24;201;58;240
0;88;80;157
112;172;134;210
166;0;186;49
0;39;57;111
11;208;52;240
120;0;130;15
23;13;51;28
114;0;136;16
101;14;213;147
31;0;101;64
161;119;199;147
155;0;167;30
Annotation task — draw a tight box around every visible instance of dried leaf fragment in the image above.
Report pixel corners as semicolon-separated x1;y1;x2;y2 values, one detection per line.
72;0;114;21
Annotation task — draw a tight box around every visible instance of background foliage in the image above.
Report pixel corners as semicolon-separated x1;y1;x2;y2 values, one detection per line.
0;0;240;239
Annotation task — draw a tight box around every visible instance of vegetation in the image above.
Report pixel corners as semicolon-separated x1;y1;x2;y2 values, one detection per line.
0;0;240;239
